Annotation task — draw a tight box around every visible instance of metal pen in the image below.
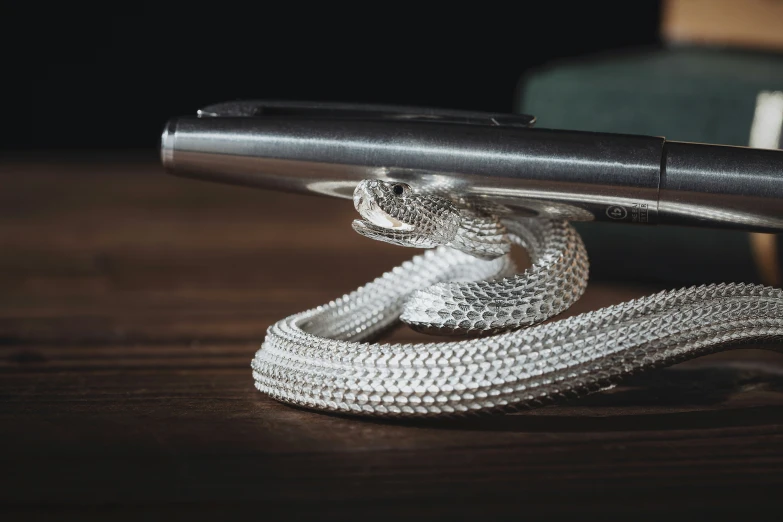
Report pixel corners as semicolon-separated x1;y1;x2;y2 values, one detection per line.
160;100;783;232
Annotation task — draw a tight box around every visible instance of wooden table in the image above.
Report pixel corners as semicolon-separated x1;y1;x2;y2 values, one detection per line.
2;154;783;520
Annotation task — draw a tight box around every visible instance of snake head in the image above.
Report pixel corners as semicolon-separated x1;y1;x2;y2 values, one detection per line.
352;180;461;249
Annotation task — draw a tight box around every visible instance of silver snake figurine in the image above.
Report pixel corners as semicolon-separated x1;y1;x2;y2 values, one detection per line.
252;179;783;417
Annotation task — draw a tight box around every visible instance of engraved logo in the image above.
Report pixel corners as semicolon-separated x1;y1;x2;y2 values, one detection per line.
606;205;628;220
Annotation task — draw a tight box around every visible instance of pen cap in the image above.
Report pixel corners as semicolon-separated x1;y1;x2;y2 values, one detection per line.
660;141;783;232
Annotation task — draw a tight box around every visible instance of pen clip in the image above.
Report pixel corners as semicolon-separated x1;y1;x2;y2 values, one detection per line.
196;100;536;128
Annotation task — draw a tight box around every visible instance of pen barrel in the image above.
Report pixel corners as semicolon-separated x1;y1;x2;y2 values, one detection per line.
161;116;662;224
161;116;783;230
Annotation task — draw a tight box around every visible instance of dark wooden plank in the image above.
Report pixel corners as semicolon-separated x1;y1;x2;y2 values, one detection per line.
2;154;783;520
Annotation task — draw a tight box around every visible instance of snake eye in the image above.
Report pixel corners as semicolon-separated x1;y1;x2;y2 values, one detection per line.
392;184;407;197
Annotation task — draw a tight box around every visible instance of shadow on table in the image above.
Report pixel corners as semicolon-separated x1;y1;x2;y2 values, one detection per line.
364;364;783;433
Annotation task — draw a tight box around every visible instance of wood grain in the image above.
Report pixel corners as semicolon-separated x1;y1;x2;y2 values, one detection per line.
2;154;783;520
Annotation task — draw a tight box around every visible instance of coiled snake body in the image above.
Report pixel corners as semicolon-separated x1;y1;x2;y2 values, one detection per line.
252;180;783;417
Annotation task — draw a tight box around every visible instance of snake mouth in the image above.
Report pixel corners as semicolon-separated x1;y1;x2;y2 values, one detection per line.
352;219;389;236
351;218;414;237
353;184;414;231
352;219;437;250
352;219;413;236
352;216;413;232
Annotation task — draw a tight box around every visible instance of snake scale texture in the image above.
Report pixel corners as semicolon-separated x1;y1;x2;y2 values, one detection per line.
252;180;783;417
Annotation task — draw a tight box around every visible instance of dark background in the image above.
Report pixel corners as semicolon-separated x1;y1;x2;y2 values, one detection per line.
7;5;783;520
4;2;662;151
